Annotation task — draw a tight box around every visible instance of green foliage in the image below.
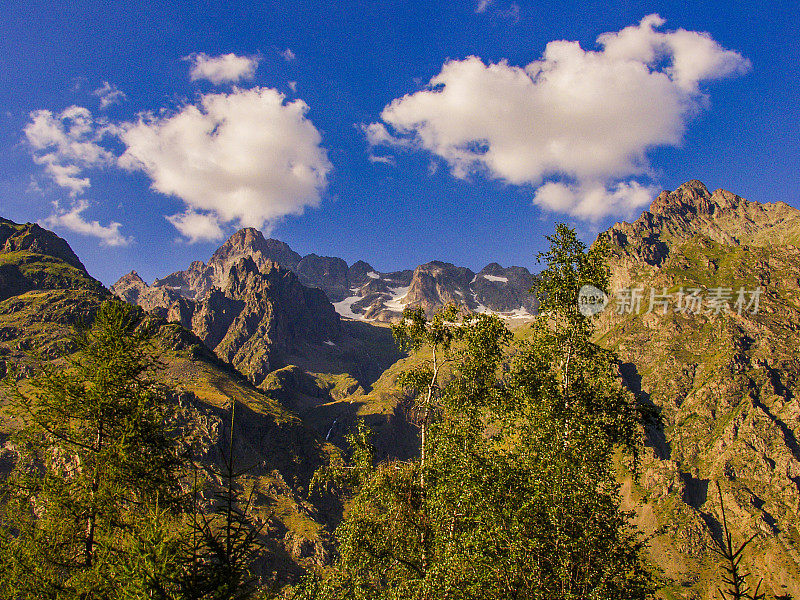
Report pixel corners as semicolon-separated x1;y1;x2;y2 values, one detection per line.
536;223;610;335
0;300;188;598
114;503;186;600
0;299;270;599
307;225;657;599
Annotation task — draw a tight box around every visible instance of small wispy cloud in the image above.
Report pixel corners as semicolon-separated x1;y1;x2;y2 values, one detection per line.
166;211;224;243
361;122;417;167
361;122;413;149
43;199;131;246
476;1;519;22
185;52;260;85
497;3;520;22
279;48;296;62
368;154;396;166
93;81;127;109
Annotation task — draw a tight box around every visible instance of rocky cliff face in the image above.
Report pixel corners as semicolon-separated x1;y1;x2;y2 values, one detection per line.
594;181;800;599
186;258;341;387
295;254;350;302
114;228;538;324
402;261;477;312
117;257;345;388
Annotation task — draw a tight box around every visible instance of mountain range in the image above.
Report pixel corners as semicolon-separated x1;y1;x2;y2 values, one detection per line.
111;227;538;324
3;179;800;597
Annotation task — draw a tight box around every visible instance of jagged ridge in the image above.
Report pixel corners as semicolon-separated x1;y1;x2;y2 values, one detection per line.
113;227;538;323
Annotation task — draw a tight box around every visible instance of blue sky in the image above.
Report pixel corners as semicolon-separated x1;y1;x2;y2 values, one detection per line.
2;0;798;285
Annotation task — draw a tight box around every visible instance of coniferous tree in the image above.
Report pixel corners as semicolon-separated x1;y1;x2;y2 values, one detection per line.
0;300;188;599
180;400;266;600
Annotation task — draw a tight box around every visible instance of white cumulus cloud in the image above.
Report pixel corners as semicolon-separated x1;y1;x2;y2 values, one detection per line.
186;52;260;85
166;211;224;243
24;106;114;196
533;180;658;220
43;199;131;247
118;86;331;242
369;14;749;218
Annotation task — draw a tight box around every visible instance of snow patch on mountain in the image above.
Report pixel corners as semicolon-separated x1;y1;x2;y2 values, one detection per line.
333;293;371;321
482;274;508;283
384;285;411;311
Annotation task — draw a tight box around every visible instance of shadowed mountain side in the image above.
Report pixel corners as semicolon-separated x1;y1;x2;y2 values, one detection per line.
115;256;404;394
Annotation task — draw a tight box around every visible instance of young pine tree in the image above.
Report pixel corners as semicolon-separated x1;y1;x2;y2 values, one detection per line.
0;300;188;599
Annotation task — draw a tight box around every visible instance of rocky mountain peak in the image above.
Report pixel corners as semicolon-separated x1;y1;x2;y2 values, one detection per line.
649;179;751;220
116;270;145;286
210;228;302;272
603;180;800;268
649;179;711;215
404;261;476;309
150;229;303;300
348;260;377;288
595;183;800;596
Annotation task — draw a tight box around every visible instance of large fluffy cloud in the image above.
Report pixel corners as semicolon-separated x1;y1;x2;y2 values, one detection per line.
370;14;749;218
186;52;260;85
118;87;331;241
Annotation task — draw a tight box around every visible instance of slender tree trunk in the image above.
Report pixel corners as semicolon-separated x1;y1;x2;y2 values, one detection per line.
419;343;440;575
85;422;104;567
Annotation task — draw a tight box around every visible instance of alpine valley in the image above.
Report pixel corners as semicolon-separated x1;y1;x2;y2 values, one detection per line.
2;180;800;598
